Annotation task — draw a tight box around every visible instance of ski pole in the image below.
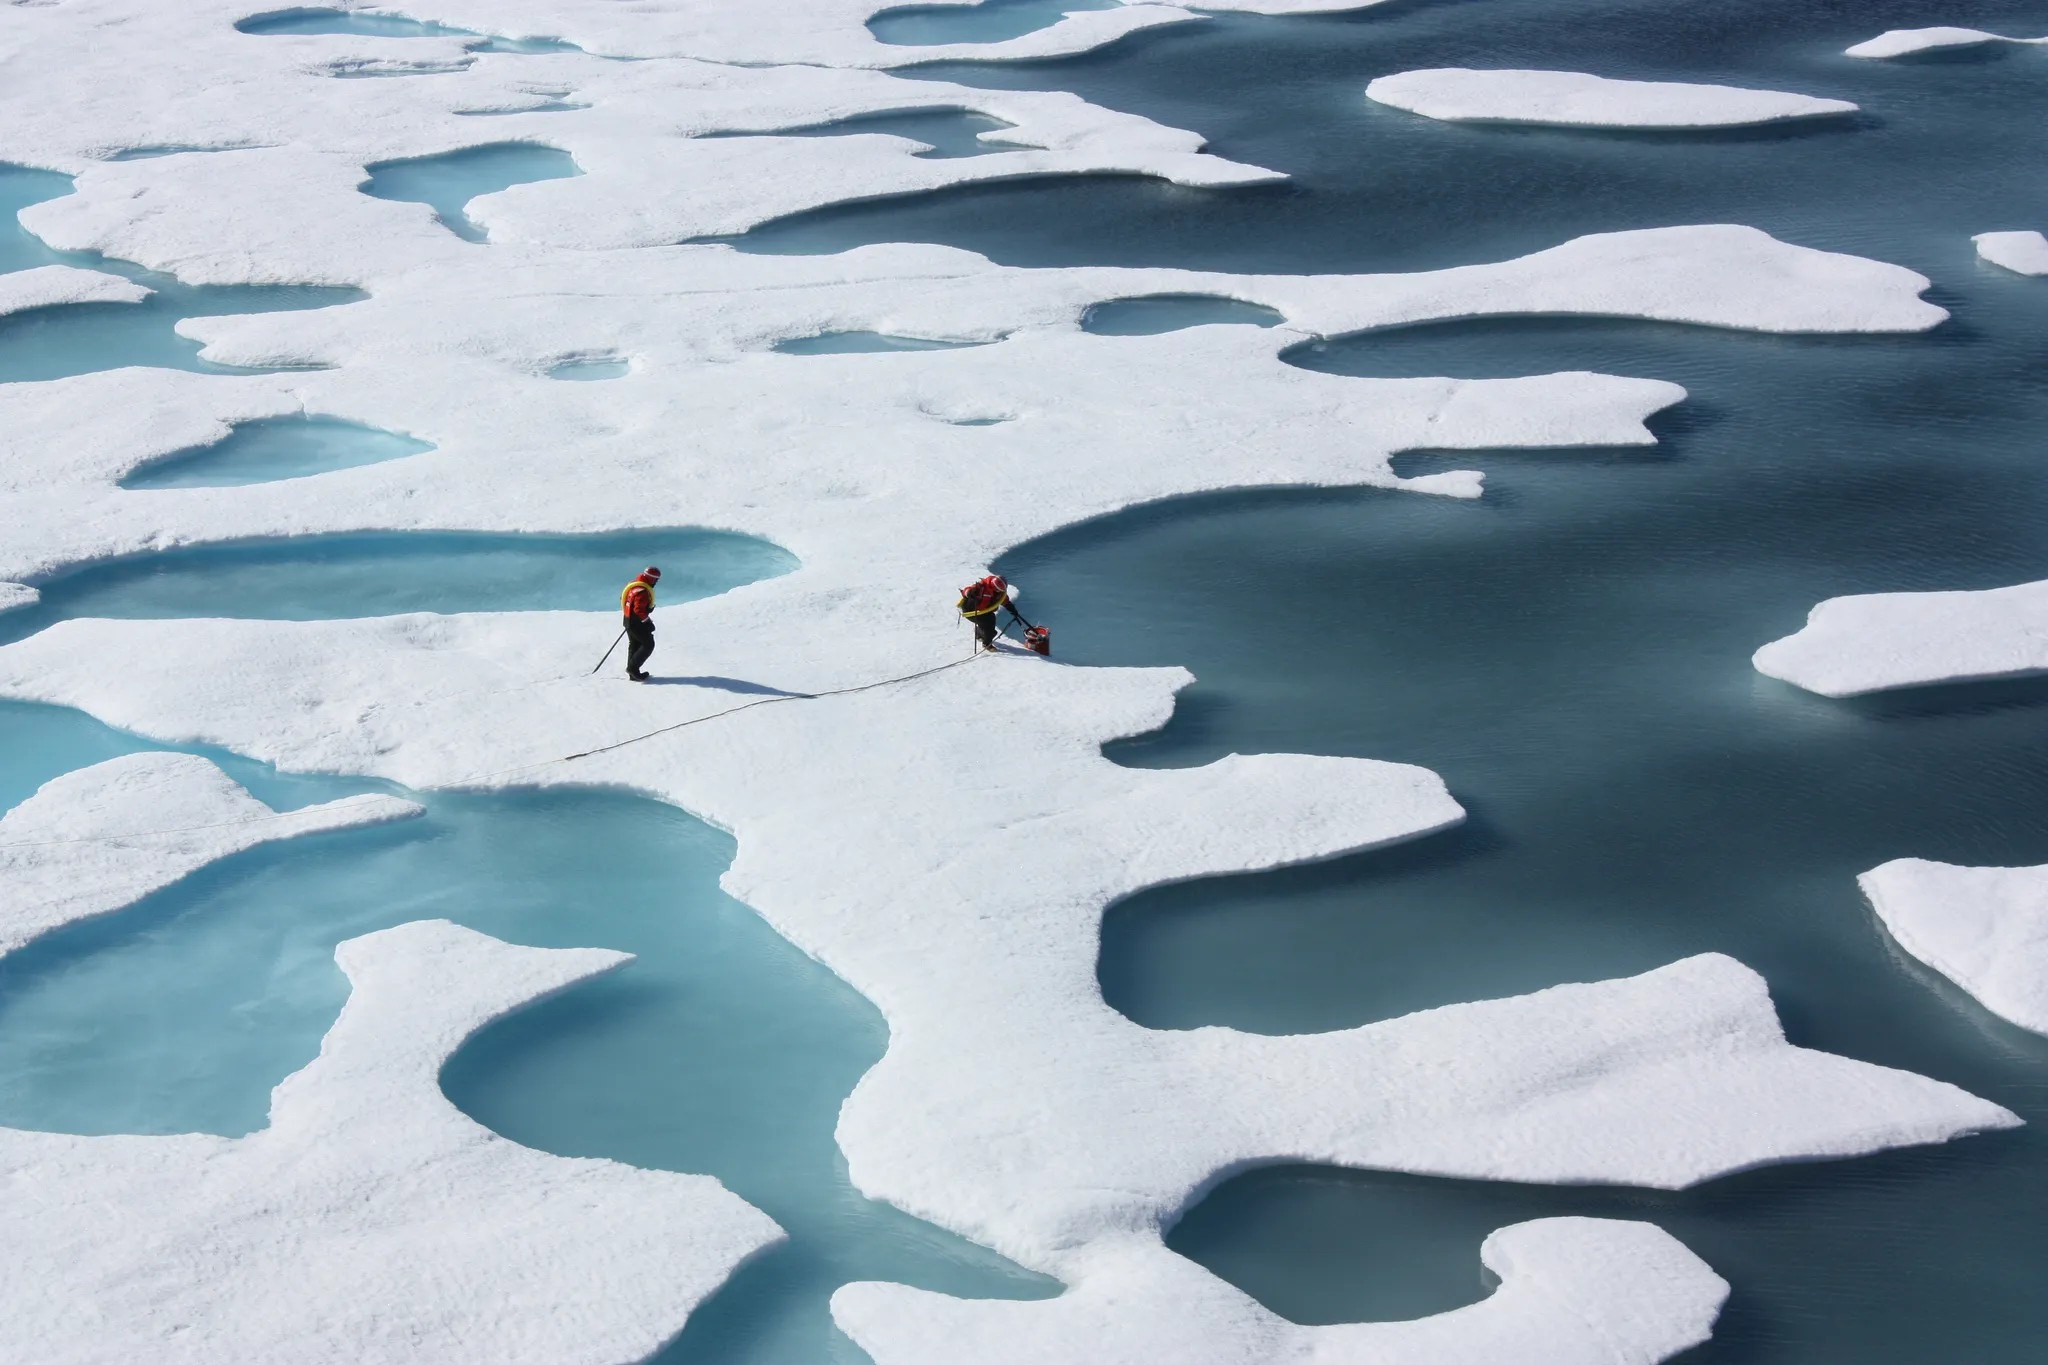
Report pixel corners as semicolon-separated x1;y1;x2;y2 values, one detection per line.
590;629;626;675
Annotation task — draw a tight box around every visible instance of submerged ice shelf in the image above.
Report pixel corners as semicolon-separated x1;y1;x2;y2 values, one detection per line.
702;108;1027;159
120;414;434;488
1079;293;1283;333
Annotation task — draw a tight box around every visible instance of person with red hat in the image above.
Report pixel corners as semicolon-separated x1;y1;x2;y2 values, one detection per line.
956;573;1022;653
621;566;661;681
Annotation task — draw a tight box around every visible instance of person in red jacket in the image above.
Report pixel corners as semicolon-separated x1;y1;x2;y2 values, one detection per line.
621;566;661;681
957;573;1023;652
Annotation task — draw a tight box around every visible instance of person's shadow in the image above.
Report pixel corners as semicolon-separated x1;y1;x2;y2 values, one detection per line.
646;675;815;698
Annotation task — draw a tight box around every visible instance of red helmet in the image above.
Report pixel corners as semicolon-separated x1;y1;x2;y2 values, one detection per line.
986;574;1006;592
643;566;662;581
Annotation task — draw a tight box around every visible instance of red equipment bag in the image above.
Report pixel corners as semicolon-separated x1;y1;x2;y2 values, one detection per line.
1024;625;1051;657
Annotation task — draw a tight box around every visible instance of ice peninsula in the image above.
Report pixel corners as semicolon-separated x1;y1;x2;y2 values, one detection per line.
1365;68;1856;128
1754;579;2048;695
1847;27;2048;59
1862;858;2048;1037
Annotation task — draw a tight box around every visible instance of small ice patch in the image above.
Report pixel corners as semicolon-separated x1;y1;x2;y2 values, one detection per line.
0;583;38;617
1974;230;2048;276
1080;294;1285;334
0;265;148;320
1754;578;2048;696
1846;27;2048;59
1861;858;2048;1036
1365;68;1858;128
118;415;434;489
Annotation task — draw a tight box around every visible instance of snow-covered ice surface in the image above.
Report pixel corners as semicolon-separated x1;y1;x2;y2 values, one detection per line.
0;751;418;956
1365;68;1858;129
1975;229;2048;275
0;583;34;617
1847;27;2048;59
0;263;147;319
1862;859;2048;1037
0;756;781;1361
1754;579;2048;696
841;1217;1727;1365
0;0;2031;1360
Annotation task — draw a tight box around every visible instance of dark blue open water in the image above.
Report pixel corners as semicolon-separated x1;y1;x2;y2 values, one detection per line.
7;0;2048;1360
975;1;2048;1359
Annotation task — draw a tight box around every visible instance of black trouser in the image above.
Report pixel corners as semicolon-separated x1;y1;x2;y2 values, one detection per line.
624;616;656;676
969;612;1000;649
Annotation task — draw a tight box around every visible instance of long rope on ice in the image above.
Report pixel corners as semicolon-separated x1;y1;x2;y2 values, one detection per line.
0;650;993;849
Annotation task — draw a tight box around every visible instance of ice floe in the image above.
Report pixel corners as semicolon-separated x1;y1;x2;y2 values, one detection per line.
1366;68;1857;129
0;751;417;956
0;1;2009;1359
1846;27;2048;59
1862;858;2048;1036
0;913;783;1363
0;622;2017;1241
0;582;34;617
0;754;777;1361
1975;229;2048;275
839;1217;1727;1365
1754;579;2048;695
0;263;149;319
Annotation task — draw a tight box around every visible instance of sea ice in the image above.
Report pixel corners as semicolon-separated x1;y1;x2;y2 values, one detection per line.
1753;579;2048;695
1846;27;2048;59
0;917;782;1364
0;583;34;617
0;621;2016;1234
0;752;418;956
839;1217;1727;1365
1366;68;1857;129
1974;229;2048;275
0;263;149;319
0;2;2011;1359
1861;858;2048;1036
